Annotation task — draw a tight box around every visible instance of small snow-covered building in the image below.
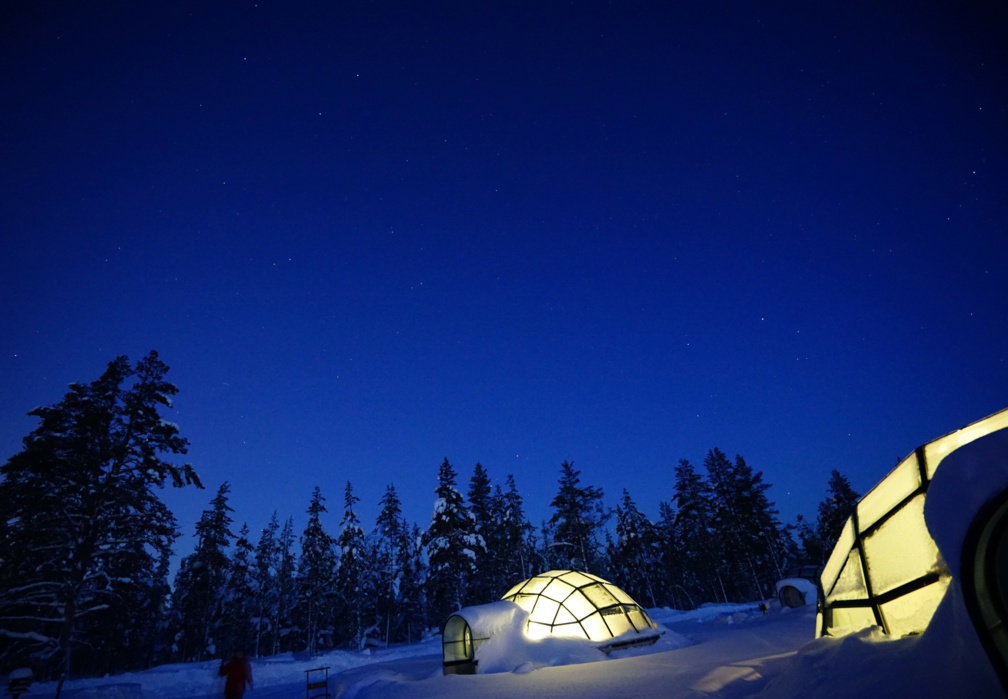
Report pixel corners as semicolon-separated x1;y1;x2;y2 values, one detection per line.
442;570;660;674
442;601;527;675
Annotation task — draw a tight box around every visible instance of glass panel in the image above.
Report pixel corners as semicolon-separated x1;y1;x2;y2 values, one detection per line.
442;617;471;662
542;578;575;602
554;606;577;625
580;613;610;640
583;583;619;609
564;592;596;620
858;454;921;532
828;606;877;636
828;550;866;601
550;620;589;640
822;517;856;592
507;593;538;613
862;494;941;595
626;607;652;631
530;597;560;626
560;571;596;588
520;575;552;595
605;583;633;604
600;608;632;636
878;576;950;637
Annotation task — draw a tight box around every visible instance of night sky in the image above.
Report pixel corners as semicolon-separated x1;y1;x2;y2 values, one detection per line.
2;2;1006;565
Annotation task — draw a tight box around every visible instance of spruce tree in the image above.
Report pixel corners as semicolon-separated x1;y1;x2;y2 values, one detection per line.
372;484;406;645
333;482;373;649
423;458;481;624
170;482;234;661
398;523;428;642
251;512;280;657
0;352;200;688
220;522;256;656
497;474;538;582
705;449;785;601
654;499;682;608
296;487;337;655
466;463;496;603
546;460;607;573
607;489;660;607
670;458;718;606
273;517;298;654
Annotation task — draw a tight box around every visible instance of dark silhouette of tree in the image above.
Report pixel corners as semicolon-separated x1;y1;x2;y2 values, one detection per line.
170;482;234;662
372;484;403;645
705;449;785;601
220;522;256;656
273;517;298;654
466;463;497;603
607;489;660;607
334;482;373;649
251;512;280;657
815;469;860;562
398;523;428;642
669;458;720;604
497;474;540;582
546;460;607;573
296;487;337;655
0;352;200;691
423;458;481;624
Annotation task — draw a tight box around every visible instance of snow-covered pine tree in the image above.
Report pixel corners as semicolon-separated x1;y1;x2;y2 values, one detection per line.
333;482;374;649
372;484;405;645
74;484;177;675
219;522;256;656
296;487;337;656
423;458;481;625
0;352;200;689
654;500;682;608
273;517;298;654
397;523;428;643
465;463;496;604
705;449;785;602
669;458;719;606
546;460;607;573
251;512;280;657
606;489;660;607
493;474;538;585
170;482;234;662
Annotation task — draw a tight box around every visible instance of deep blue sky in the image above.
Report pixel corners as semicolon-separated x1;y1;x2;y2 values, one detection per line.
2;1;1006;564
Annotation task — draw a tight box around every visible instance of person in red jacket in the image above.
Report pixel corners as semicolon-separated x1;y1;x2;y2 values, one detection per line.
219;649;253;699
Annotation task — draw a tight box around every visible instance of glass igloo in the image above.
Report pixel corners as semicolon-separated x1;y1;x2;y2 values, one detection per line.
501;570;659;646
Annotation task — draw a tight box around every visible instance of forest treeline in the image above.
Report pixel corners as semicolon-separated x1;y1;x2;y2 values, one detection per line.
0;353;860;687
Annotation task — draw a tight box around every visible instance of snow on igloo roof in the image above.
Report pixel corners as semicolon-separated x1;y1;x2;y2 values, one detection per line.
501;570;658;643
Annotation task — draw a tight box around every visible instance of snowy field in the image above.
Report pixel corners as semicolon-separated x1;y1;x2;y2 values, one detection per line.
33;594;1002;699
27;420;1008;698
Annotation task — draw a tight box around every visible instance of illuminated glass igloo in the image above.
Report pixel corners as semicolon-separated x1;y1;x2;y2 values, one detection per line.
501;570;659;645
443;570;659;674
818;406;1008;639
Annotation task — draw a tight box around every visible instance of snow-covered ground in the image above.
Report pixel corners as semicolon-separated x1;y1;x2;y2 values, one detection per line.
28;417;1008;698
34;594;1001;699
